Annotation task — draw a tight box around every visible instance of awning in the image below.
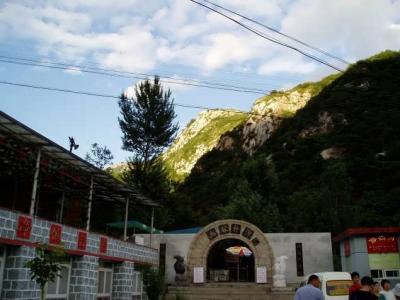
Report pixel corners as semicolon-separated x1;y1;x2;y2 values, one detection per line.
0;110;160;208
107;220;164;233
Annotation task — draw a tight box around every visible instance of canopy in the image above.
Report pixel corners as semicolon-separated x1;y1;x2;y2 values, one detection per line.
107;220;164;234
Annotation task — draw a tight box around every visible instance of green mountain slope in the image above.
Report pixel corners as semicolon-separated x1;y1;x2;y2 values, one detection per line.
162;74;339;182
162;110;248;182
165;50;400;233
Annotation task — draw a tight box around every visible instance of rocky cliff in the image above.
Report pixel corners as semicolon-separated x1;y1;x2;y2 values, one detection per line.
162;109;248;181
163;74;339;180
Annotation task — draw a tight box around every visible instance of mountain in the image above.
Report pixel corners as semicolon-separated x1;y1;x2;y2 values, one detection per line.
162;110;248;182
162;73;338;182
164;50;400;233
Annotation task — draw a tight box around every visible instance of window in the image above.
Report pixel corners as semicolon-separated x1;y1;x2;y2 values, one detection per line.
371;269;400;279
97;267;112;300
385;270;400;278
326;280;353;296
132;271;143;297
371;269;383;278
46;264;71;300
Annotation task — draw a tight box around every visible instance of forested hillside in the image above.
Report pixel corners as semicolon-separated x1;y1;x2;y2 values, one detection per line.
164;50;400;234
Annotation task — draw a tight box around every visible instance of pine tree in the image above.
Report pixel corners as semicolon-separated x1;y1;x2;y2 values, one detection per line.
118;76;178;200
119;76;178;169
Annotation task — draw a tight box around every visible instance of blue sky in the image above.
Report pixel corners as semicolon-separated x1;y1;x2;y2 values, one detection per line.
1;0;399;163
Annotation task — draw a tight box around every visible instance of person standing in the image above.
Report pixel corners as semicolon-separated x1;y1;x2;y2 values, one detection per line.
379;279;394;300
294;274;324;300
349;276;378;300
372;281;381;298
392;283;400;300
350;272;362;297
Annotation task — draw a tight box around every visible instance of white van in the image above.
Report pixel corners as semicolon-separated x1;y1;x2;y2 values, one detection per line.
299;272;353;300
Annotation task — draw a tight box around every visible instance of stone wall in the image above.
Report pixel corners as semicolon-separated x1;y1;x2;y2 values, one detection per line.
68;255;99;300
140;231;333;285
0;207;158;299
1;246;40;299
0;208;158;265
112;261;135;299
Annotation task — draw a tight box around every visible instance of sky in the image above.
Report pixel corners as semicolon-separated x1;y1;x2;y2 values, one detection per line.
0;0;400;163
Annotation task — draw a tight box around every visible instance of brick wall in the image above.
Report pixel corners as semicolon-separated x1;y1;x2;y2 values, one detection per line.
0;207;158;299
112;261;135;299
1;246;40;299
0;208;158;265
68;255;98;300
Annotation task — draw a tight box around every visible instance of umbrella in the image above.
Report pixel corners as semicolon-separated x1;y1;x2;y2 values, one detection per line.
225;246;252;281
226;246;252;257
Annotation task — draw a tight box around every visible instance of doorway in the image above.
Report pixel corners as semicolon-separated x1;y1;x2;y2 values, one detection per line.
206;238;255;282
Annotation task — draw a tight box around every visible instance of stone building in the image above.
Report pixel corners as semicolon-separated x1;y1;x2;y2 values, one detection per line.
140;219;334;300
0;111;159;299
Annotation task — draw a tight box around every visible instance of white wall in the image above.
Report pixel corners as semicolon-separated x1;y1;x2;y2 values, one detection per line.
140;232;333;285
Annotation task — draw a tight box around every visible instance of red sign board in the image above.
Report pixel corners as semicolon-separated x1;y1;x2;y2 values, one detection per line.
367;236;399;253
99;236;107;253
49;224;62;245
77;231;87;251
16;215;32;240
344;239;351;257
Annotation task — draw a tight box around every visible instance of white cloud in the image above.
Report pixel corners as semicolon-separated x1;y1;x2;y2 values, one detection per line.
0;0;399;82
258;56;316;75
280;0;400;63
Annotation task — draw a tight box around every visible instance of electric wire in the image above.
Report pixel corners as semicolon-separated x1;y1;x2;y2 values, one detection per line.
0;80;267;117
0;55;270;95
188;0;344;72
202;0;350;65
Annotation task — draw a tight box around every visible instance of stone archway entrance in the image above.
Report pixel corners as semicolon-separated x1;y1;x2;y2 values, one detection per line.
186;219;274;285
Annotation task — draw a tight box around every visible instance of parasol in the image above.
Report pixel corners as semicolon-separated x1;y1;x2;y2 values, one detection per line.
225;246;252;257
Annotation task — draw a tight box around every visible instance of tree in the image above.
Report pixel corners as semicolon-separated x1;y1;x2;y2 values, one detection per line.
142;267;165;300
118;76;178;204
25;244;65;300
85;143;114;169
119;76;178;169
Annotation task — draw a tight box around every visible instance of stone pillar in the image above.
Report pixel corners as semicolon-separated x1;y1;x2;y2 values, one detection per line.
68;255;98;300
1;246;41;300
112;261;135;300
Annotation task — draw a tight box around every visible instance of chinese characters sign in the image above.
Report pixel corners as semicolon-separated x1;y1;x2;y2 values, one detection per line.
16;215;32;240
296;243;304;276
367;236;399;253
99;236;108;253
49;224;62;245
205;222;260;247
77;231;87;251
344;239;351;257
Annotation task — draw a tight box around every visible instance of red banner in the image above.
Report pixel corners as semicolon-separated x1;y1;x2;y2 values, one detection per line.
16;215;32;240
367;236;399;253
49;224;62;245
344;239;351;257
77;231;87;251
99;236;107;253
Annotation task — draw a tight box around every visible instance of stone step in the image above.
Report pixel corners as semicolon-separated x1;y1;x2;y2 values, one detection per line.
165;284;294;300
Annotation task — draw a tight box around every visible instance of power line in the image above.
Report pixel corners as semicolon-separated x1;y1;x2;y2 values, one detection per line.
0;41;304;85
202;0;350;65
0;55;270;95
0;80;265;116
188;0;344;72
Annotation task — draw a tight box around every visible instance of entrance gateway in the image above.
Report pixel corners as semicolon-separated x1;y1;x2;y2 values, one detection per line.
165;220;294;300
186;219;274;284
146;219;334;300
